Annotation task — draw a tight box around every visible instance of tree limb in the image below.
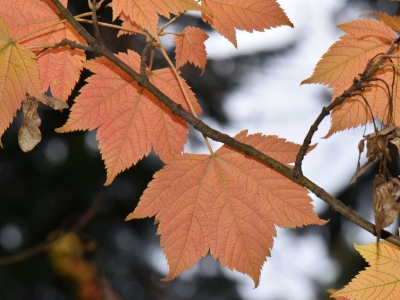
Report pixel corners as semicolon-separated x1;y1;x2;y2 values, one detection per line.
50;0;400;247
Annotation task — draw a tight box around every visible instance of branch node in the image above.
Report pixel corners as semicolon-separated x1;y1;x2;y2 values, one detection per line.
138;39;153;85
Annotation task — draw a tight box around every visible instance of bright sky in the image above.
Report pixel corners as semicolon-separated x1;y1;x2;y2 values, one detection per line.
157;1;393;299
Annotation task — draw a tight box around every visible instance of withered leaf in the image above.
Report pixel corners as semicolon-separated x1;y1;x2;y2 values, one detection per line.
373;175;400;245
18;96;41;152
44;95;69;111
351;126;399;183
390;136;400;154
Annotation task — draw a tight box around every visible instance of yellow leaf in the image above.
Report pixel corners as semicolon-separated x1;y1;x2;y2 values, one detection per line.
333;242;400;300
0;16;42;142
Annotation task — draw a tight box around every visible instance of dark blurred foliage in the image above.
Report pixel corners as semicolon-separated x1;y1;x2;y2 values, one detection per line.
0;1;296;300
2;1;400;300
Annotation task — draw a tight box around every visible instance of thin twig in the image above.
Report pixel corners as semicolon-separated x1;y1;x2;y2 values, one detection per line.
52;38;93;51
158;13;184;34
90;0;103;44
138;39;153;86
158;43;214;153
75;18;150;38
0;196;107;266
49;0;400;247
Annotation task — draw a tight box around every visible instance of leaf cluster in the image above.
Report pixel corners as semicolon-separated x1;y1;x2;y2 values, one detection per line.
2;1;400;299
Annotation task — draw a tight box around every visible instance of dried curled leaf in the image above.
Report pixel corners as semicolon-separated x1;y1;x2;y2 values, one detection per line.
18;96;41;152
44;95;69;111
373;175;400;244
351;126;398;183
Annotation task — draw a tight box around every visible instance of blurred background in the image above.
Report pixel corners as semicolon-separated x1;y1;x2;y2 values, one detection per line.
1;0;400;299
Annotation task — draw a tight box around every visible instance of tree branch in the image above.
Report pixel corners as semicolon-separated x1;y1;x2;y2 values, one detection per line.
50;0;400;247
293;41;400;177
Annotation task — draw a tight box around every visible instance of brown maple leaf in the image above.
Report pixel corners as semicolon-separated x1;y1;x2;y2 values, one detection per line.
18;95;41;152
373;175;400;246
127;131;325;286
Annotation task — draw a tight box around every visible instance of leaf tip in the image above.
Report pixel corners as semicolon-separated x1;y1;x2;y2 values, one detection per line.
125;213;134;221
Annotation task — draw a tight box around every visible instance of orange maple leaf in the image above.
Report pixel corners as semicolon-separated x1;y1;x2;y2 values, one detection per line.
302;18;400;137
116;11;144;37
127;131;325;286
328;289;351;300
56;50;201;185
333;242;400;300
112;0;202;38
173;26;209;73
201;0;293;47
1;0;86;100
369;12;400;34
0;16;42;141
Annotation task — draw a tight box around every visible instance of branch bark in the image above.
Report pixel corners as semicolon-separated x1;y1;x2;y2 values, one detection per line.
50;0;400;247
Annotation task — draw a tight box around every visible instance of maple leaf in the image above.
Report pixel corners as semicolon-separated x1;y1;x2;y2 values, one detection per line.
0;16;42;142
328;289;351;300
56;50;201;185
116;11;144;37
369;12;400;34
0;0;86;100
127;131;325;286
112;0;202;38
201;0;293;48
333;242;400;300
302;18;400;137
173;26;208;73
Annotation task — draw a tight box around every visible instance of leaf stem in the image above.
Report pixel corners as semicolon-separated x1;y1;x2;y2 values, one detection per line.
158;44;198;118
90;1;102;43
14;19;68;43
158;13;184;34
148;47;155;71
75;18;150;39
158;43;215;154
14;12;92;43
